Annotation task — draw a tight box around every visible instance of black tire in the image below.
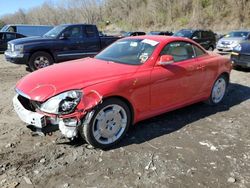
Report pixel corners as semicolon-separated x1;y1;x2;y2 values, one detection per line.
208;46;214;51
80;98;131;149
28;51;54;71
206;74;228;105
232;64;241;70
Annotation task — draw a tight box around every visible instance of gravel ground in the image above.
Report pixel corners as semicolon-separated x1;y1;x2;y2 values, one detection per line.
0;54;249;188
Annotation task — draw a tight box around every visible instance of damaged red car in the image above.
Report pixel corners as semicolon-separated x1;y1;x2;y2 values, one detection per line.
13;36;232;149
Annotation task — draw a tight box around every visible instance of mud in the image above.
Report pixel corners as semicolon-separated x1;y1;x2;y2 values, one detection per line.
0;54;249;188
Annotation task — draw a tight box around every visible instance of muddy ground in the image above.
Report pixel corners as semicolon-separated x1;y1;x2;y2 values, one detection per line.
0;54;249;188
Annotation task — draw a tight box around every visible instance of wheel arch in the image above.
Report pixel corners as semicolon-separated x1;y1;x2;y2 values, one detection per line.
28;49;56;63
102;95;135;125
218;71;230;84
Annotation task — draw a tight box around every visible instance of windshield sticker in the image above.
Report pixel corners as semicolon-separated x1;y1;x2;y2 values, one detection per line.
142;39;159;46
130;42;138;47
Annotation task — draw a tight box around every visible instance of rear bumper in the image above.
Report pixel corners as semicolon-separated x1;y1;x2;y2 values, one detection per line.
5;51;29;64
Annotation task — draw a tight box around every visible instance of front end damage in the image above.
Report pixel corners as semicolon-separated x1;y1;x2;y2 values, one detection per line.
13;90;102;138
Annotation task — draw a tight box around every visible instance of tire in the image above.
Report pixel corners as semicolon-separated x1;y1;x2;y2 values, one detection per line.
80;98;131;149
208;46;214;51
206;74;228;105
28;51;54;71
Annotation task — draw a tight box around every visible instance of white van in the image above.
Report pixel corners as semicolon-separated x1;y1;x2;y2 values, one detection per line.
0;24;54;37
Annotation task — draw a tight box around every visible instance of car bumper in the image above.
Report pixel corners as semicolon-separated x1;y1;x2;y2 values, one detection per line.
13;94;82;138
216;46;234;52
5;51;29;64
231;52;250;68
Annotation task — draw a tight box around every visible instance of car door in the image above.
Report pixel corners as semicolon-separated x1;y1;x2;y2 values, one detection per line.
56;25;85;61
82;25;101;56
150;41;205;112
192;44;216;94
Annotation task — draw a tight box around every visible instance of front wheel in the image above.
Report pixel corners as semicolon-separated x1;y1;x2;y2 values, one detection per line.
80;98;131;149
207;46;214;51
206;75;228;105
28;51;54;71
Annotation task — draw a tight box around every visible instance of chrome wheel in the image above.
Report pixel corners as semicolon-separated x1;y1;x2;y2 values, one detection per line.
211;77;226;104
34;56;50;69
92;104;128;145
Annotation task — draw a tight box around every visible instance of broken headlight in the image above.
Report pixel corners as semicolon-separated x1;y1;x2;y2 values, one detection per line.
40;90;82;115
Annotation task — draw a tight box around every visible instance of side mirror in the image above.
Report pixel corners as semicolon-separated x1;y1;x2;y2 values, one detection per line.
192;36;198;40
158;55;174;66
59;32;70;40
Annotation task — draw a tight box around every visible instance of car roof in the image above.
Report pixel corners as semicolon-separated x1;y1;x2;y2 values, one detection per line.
4;24;52;27
123;35;196;44
60;23;95;27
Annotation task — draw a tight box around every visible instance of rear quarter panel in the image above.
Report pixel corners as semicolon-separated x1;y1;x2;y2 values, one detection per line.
205;53;232;96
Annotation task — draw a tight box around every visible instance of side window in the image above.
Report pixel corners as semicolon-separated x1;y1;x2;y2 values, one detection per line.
0;33;3;40
161;42;195;62
202;31;208;38
247;33;250;40
85;26;96;38
193;45;206;57
5;33;16;40
65;26;82;39
7;26;16;32
192;31;201;39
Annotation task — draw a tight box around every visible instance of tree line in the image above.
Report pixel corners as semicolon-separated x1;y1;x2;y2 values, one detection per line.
1;0;250;32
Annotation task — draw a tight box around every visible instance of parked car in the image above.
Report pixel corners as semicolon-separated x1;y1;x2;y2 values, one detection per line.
148;31;173;36
13;36;231;149
5;24;121;71
173;29;216;51
0;24;53;37
0;32;25;52
216;30;250;52
231;41;250;68
122;31;146;36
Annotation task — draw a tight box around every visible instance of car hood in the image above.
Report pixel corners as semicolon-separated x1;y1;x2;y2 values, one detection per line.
16;58;139;102
219;37;245;43
9;36;55;45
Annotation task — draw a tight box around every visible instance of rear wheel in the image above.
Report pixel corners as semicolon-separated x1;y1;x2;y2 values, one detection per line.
80;98;131;149
28;51;54;71
206;75;228;105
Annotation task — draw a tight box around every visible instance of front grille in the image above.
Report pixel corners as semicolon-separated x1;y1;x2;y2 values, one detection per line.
17;95;37;112
239;54;250;62
221;41;230;45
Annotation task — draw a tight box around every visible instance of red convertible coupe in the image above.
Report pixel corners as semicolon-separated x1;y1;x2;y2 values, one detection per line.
13;36;232;149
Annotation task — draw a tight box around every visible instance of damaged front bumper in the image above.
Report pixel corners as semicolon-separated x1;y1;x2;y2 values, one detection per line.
13;92;100;138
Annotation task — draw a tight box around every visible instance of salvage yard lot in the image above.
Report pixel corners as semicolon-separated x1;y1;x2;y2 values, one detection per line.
0;54;249;188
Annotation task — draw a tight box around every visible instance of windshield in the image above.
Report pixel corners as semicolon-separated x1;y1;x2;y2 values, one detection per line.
95;39;159;65
226;31;249;38
173;30;193;38
43;25;66;38
0;25;9;32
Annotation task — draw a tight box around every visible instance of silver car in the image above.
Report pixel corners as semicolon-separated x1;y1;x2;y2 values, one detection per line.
216;30;250;52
